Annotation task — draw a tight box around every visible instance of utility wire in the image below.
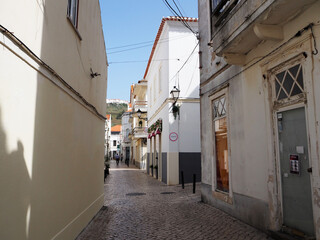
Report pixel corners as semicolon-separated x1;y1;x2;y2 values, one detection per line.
162;0;197;35
107;34;190;54
164;0;195;34
106;34;185;50
172;0;194;32
109;58;180;64
170;42;199;84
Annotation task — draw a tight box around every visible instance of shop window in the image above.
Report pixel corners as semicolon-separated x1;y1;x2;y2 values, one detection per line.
213;96;229;192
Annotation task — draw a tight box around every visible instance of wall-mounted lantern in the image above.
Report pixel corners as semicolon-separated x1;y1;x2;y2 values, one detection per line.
170;86;180;120
137;109;147;121
170;86;180;103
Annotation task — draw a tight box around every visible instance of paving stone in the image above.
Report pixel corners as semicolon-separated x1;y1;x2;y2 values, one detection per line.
77;160;273;240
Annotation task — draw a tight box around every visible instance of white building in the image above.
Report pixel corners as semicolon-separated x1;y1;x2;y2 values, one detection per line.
198;0;320;238
146;17;201;185
122;107;132;163
131;81;148;169
0;0;107;239
105;114;111;157
110;125;122;159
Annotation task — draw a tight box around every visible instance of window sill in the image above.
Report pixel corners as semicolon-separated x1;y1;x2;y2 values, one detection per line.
66;16;82;41
213;190;233;205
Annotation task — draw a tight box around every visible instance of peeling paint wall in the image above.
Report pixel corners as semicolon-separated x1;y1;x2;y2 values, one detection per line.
199;0;320;237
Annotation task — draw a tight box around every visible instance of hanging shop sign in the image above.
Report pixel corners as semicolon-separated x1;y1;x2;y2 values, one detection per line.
169;132;178;142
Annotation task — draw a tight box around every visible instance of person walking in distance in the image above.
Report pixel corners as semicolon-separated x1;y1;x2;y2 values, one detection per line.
115;153;120;166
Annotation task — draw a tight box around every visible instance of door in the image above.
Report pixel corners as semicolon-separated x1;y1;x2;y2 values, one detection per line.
277;107;314;236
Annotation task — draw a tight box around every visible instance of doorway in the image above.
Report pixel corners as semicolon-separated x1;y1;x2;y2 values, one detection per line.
277;107;314;236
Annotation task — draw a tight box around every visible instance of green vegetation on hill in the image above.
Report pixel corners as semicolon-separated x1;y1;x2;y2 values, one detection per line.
106;103;128;126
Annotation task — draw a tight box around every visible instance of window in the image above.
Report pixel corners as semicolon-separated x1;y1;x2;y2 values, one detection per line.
213;96;229;192
67;0;79;28
158;65;162;93
153;75;156;103
274;63;304;101
113;140;116;147
210;0;239;30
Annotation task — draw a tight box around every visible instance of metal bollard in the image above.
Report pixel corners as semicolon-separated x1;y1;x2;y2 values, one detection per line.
181;171;184;189
193;174;196;194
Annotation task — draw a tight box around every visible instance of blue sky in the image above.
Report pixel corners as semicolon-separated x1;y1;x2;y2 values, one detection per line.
100;0;198;101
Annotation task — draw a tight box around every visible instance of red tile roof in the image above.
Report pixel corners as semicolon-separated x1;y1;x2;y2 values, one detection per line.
143;16;198;79
111;125;122;132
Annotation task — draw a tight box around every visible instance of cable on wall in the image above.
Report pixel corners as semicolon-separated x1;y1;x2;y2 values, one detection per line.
0;24;107;120
200;22;317;96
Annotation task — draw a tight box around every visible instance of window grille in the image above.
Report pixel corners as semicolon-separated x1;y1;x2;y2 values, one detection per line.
274;63;304;101
213;96;226;119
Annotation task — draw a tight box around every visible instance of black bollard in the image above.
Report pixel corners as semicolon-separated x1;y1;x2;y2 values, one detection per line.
181;171;184;189
193;174;196;194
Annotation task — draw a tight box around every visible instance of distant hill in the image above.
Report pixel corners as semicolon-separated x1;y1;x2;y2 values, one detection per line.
106;102;128;126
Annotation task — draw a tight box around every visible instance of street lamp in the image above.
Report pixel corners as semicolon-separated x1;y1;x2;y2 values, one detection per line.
170;86;180;120
170;86;180;103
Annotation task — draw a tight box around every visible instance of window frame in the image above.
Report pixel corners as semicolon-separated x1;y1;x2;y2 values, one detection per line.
269;55;307;110
67;0;79;28
67;0;82;40
209;87;233;204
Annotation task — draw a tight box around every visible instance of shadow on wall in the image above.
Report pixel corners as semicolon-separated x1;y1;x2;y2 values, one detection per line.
0;108;31;240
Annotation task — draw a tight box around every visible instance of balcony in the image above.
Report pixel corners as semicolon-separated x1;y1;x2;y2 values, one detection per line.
209;0;317;64
132;127;148;139
133;100;148;113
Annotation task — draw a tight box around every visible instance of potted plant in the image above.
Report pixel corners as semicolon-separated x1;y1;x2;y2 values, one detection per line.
172;104;180;120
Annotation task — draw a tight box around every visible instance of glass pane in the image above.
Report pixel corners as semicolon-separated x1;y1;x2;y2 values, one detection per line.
212;0;222;9
289;64;300;78
283;72;294;95
296;68;304;90
276;71;285;84
278;88;287;100
215;117;229;192
291;83;302;96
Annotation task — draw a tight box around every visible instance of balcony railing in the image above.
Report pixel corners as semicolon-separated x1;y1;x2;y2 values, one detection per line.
132;127;148;139
133;100;148;112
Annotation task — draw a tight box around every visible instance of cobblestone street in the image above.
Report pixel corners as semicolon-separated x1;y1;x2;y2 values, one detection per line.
77;161;272;240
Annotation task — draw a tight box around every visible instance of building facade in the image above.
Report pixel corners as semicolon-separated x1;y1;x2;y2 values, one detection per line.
110;125;122;159
198;0;320;238
131;81;148;169
122;109;132;163
105;114;111;158
146;17;201;185
0;0;108;239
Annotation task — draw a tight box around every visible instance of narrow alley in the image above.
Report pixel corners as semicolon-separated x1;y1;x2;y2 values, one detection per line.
77;161;271;240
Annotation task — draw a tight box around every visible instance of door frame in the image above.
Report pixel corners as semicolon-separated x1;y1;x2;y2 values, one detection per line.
268;55;315;233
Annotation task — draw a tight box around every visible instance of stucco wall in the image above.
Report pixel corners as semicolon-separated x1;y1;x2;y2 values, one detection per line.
199;0;320;236
0;0;107;239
